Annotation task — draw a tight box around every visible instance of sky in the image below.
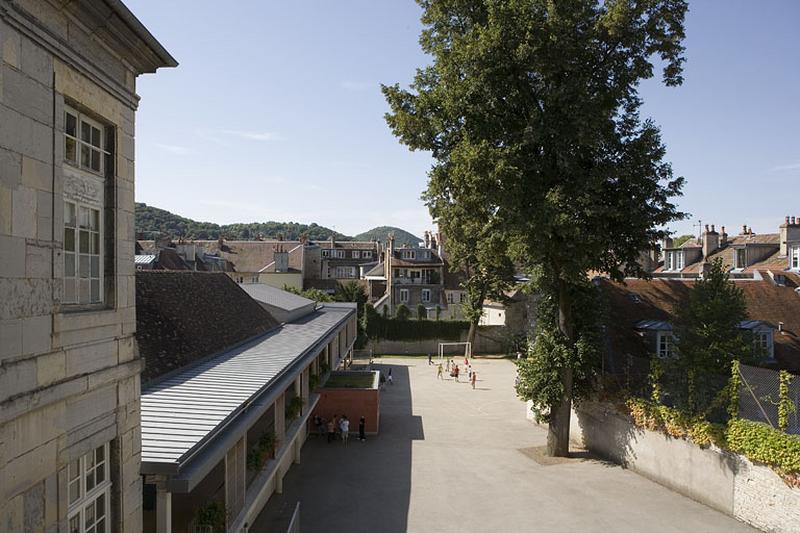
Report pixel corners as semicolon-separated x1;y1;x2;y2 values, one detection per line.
127;1;800;240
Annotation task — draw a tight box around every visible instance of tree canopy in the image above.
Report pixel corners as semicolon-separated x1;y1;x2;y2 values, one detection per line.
384;0;688;456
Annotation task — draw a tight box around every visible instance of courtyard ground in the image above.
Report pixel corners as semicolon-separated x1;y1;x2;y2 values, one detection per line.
253;356;756;533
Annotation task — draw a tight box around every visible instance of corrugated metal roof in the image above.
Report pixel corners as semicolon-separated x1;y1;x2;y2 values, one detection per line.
240;283;315;312
634;319;672;331
140;305;352;467
135;254;156;264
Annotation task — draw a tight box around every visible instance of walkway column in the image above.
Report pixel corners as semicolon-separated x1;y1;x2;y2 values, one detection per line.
275;393;286;443
225;436;246;524
155;481;171;533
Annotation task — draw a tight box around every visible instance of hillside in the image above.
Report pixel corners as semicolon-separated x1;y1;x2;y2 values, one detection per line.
135;203;349;241
354;226;422;248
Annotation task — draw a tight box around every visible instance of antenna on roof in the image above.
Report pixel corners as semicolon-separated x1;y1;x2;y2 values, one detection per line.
692;219;703;241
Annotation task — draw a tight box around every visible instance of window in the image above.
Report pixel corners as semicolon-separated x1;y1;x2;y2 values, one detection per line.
401;250;416;260
332;250;345;259
363;251;372;259
65;107;106;175
657;332;674;359
790;245;800;271
352;250;360;259
735;248;747;270
400;289;409;303
322;249;330;257
64;201;102;304
459;292;466;303
68;443;111;533
754;330;773;359
665;251;683;271
446;292;454;304
421;289;431;303
335;266;356;278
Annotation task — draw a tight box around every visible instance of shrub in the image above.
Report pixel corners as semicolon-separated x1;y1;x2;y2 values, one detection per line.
196;501;226;531
625;398;725;448
726;419;800;479
395;304;410;321
309;373;319;391
246;431;277;471
364;314;470;341
416;304;427;320
285;396;303;421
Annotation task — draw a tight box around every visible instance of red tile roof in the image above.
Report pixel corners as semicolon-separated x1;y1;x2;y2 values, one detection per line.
601;277;800;373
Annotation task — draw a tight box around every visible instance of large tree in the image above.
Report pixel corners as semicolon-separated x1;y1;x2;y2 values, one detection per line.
384;0;687;455
666;259;755;415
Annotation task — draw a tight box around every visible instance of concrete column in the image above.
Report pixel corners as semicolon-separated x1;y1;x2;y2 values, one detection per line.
275;393;286;443
155;485;171;533
225;436;246;522
301;367;310;402
276;474;283;495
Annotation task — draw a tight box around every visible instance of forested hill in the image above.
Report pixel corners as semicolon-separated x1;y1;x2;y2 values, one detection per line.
354;226;422;248
135;203;348;241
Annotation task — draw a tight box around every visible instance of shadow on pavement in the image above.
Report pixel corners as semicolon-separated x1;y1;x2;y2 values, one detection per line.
252;363;421;533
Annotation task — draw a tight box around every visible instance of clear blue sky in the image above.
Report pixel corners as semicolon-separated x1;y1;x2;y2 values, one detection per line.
127;0;799;240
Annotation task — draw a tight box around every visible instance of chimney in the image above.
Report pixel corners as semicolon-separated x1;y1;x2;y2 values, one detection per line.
217;236;224;250
274;247;289;273
778;322;784;333
424;230;431;249
719;226;727;247
702;224;719;258
330;234;335;247
741;225;748;235
780;215;800;256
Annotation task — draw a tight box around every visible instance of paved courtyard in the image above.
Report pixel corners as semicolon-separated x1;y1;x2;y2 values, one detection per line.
254;357;756;533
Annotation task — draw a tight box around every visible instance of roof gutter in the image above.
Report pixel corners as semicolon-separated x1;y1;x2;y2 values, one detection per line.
105;0;178;68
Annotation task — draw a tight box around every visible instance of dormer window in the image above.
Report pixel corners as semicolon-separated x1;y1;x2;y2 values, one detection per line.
322;249;330;257
734;248;747;270
665;251;683;271
789;245;800;271
753;329;774;360
657;331;675;358
401;250;416;260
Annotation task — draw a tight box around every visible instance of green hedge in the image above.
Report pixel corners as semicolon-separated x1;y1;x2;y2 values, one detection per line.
726;418;800;476
365;315;470;341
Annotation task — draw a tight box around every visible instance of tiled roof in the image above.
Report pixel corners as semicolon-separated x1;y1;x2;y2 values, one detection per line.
189;240;304;273
140;304;354;468
601;277;800;373
135;271;280;383
322;241;379;250
657;233;784;274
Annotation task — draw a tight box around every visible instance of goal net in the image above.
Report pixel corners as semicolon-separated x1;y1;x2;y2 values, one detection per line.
438;342;472;363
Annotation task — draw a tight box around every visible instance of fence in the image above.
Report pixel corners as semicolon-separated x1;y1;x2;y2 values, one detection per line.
739;364;800;434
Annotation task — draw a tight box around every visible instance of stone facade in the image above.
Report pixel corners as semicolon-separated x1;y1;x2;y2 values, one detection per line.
0;1;174;532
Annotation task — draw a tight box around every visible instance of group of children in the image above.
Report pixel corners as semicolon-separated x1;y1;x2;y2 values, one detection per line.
314;414;366;445
436;356;478;389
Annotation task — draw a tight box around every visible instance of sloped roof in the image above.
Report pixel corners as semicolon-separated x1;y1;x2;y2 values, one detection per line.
601;277;800;373
240;283;315;312
135;271;280;383
140;304;354;473
190;240;304;273
364;262;385;277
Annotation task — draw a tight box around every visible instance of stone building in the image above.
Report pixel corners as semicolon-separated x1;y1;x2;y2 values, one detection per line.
0;1;174;532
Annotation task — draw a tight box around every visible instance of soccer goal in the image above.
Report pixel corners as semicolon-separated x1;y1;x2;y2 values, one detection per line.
438;341;472;363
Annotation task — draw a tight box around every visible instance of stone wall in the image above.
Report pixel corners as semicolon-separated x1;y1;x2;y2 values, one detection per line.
531;401;800;532
0;2;170;531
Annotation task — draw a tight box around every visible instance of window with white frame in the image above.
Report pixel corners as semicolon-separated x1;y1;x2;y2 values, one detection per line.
789;245;800;271
64;201;102;304
754;330;773;359
665;251;683;271
400;289;409;303
65;107;107;175
446;292;455;304
352;250;360;259
676;251;684;270
322;249;330;257
68;443;111;533
335;266;356;278
401;250;416;260
656;332;674;359
421;289;431;303
363;250;372;259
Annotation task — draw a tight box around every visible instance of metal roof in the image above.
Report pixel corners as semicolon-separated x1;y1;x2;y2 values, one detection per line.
634;319;673;331
140;305;353;469
135;254;156;264
240;283;315;312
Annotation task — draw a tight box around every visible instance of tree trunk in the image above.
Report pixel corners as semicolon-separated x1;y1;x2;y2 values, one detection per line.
466;288;487;350
547;278;575;457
